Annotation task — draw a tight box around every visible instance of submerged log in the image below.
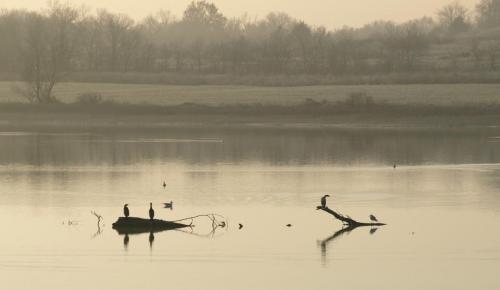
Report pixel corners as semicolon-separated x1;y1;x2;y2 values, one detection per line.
112;216;190;235
316;206;386;227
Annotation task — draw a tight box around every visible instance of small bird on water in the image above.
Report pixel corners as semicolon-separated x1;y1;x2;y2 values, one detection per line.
149;202;155;220
163;201;173;209
123;204;130;218
369;214;378;222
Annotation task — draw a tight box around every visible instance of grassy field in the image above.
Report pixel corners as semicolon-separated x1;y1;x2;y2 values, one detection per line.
1;81;500;106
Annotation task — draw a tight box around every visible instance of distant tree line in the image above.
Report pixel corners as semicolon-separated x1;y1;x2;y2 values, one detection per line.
0;0;499;101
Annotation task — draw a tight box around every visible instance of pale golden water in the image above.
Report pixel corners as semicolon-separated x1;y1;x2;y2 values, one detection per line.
1;129;500;290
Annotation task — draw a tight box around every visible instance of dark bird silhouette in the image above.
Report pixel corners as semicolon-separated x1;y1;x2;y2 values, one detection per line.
163;181;166;188
163;201;173;209
149;202;155;220
238;223;243;229
321;194;330;208
123;204;130;218
369;214;378;222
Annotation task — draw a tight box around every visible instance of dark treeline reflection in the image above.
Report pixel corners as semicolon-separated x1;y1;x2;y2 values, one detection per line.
0;129;499;167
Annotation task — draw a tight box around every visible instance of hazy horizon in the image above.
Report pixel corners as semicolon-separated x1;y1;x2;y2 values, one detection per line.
3;0;479;29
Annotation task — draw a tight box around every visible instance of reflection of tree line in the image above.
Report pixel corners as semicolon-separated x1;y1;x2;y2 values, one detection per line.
1;130;500;166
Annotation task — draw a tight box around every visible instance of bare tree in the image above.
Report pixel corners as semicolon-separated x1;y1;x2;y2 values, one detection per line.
19;3;80;103
476;0;500;28
437;1;470;33
97;10;134;71
291;21;313;72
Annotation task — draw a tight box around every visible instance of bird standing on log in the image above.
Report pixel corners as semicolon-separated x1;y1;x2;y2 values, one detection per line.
149;203;155;220
321;195;330;208
123;204;130;218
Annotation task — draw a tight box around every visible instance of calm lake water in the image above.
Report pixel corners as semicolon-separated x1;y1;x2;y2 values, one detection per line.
1;128;500;290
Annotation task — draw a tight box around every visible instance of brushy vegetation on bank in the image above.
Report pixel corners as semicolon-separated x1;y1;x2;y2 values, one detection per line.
2;82;500;107
2;94;500;117
40;71;500;87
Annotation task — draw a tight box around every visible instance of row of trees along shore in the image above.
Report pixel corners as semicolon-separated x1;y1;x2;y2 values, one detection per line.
0;0;499;102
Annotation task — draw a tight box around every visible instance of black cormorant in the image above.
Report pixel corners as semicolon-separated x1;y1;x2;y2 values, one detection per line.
149;202;155;220
123;204;130;218
321;195;330;208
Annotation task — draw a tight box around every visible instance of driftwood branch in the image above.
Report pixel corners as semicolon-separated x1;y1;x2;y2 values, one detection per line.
316;206;386;227
172;213;227;237
91;211;104;238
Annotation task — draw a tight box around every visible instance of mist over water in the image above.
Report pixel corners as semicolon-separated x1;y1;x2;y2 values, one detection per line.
1;129;500;290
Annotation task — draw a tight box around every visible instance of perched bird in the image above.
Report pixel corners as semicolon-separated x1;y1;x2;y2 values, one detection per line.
238;223;243;230
163;181;166;188
321;195;330;208
149;202;155;220
369;214;378;222
123;204;130;218
163;201;173;209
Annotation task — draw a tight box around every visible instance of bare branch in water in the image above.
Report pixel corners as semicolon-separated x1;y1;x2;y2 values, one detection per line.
316;206;386;227
91;211;104;238
172;213;227;237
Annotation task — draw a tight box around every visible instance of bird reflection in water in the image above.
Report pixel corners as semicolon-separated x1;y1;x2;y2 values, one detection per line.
149;231;155;249
123;234;130;249
318;225;381;266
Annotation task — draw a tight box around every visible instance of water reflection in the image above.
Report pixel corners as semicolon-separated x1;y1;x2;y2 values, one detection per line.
319;225;380;266
149;232;155;249
123;233;129;249
0;129;499;166
1;129;500;289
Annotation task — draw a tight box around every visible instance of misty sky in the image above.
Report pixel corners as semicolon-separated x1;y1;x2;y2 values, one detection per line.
4;0;479;28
